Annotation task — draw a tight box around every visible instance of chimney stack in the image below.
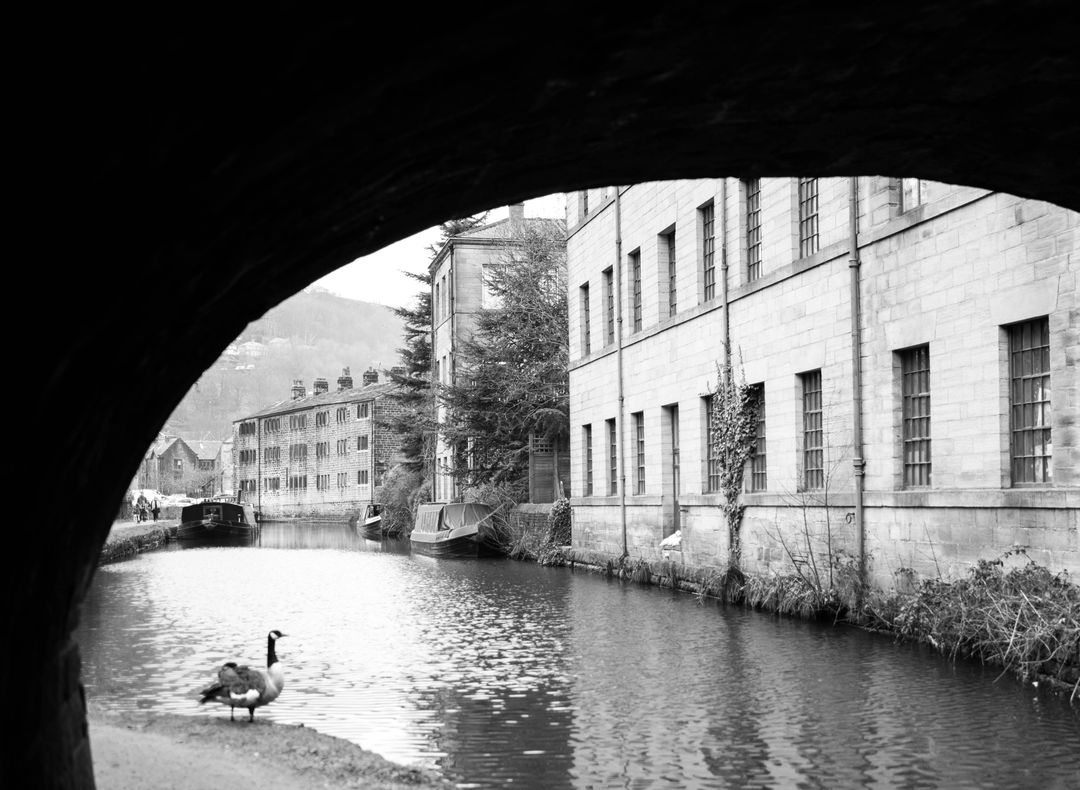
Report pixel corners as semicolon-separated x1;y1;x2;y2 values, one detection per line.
509;202;525;234
291;379;306;399
337;366;353;390
362;367;379;386
313;377;329;395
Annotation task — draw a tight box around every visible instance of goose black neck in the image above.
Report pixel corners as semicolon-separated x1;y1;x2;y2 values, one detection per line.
266;635;278;667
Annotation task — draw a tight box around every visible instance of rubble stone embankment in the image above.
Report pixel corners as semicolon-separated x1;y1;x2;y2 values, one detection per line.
98;520;179;564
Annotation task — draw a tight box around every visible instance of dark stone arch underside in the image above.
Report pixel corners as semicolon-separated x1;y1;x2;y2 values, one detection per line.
11;4;1078;787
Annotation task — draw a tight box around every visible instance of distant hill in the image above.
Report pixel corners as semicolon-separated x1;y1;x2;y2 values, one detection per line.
162;287;408;439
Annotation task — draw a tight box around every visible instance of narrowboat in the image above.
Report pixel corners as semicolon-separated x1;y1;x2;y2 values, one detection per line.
409;502;505;558
356;503;384;540
177;498;260;545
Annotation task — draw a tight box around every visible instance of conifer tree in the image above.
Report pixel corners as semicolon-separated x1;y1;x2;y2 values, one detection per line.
438;220;568;487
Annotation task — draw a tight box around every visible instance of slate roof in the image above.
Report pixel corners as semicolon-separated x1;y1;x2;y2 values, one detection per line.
188;440;223;460
457;216;565;240
236;381;401;422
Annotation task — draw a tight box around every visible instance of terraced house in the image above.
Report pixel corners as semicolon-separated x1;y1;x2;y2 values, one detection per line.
232;367;406;519
567;179;1078;587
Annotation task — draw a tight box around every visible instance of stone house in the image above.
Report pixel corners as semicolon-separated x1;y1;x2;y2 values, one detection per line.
566;178;1078;587
429;203;570;503
232;367;407;520
137;435;206;495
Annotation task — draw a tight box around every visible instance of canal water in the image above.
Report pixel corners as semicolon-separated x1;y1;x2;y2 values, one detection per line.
76;522;1079;789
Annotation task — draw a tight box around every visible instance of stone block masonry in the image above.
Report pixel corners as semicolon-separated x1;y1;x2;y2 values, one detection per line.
567;178;1079;590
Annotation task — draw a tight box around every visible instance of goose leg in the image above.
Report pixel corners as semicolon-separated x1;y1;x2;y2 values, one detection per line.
248;707;255;722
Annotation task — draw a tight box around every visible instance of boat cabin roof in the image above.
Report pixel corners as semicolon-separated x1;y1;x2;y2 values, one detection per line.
413;502;495;534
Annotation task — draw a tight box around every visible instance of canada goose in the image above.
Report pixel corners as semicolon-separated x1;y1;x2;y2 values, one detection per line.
198;630;287;722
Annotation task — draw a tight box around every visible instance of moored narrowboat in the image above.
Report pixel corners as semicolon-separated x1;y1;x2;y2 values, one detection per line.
178;499;260;544
357;503;384;540
409;502;504;558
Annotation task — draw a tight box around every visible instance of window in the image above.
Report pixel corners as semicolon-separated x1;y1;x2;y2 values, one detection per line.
241;479;257;492
1009;318;1052;485
357;435;369;451
239;421;257;436
287;475;307;489
701;201;715;301
900;346;931;487
316;441;329;458
482;264;504;309
749;384;767;491
662;228;677;317
745;178;761;282
704;395;721;493
264;446;280;463
630;250;642;332
336;407;349;423
900;178;924;212
289;414;307;430
607;418;618;495
289;443;307;462
315;411;328;427
584;425;594;495
336;439;348;455
263;418;280;434
798;177;819;258
264;477;280;491
801;370;823;490
238;449;257;465
316;474;329;491
580;283;592;355
337;472;349;488
358;469;369;485
633;411;645;494
357;403;369;419
603;267;615;345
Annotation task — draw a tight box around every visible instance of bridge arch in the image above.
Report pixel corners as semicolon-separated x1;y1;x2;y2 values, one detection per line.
15;4;1079;786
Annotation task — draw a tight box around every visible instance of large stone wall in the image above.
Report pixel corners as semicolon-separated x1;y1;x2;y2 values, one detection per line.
569;179;1078;587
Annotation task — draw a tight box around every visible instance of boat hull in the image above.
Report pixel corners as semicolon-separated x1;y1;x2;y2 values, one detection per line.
409;524;486;558
177;501;259;546
176;521;259;546
359;518;383;541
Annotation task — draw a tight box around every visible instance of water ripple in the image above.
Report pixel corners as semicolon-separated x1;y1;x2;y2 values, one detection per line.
76;524;1080;789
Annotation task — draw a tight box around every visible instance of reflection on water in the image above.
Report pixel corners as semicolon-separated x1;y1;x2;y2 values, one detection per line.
77;523;1080;789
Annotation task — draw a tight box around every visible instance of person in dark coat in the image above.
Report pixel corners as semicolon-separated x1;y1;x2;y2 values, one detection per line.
151;499;160;522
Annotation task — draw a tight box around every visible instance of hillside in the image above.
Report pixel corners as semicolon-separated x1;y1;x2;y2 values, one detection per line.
162;287;407;439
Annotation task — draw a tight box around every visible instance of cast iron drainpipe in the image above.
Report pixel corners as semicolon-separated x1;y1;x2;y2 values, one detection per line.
848;177;866;596
614;187;628;558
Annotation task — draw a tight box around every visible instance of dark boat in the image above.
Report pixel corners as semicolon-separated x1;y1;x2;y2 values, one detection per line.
356;503;384;540
177;499;260;545
409;502;504;558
